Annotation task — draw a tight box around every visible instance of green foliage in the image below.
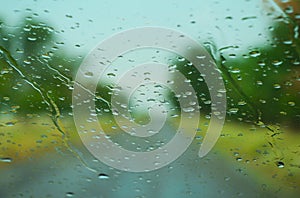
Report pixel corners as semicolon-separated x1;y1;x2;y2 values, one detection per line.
173;17;300;128
0;15;299;128
0;17;79;115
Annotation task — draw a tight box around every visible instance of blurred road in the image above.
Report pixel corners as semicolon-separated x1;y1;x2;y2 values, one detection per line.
0;141;276;198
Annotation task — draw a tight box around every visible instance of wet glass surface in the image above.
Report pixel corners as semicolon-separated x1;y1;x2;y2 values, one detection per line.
0;0;299;197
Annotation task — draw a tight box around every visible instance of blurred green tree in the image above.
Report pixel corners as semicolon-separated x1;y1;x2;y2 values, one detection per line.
0;17;78;117
172;5;300;129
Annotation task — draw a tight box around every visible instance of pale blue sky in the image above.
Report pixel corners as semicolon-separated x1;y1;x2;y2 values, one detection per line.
1;0;284;56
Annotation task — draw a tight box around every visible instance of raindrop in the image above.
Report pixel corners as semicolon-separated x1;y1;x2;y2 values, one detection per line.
229;108;239;114
283;40;293;45
258;61;266;67
107;73;116;77
276;161;284;168
5;122;15;126
241;16;257;21
65;14;73;18
182;107;195;112
177;57;185;62
23;26;31;31
224;176;231;181
185;91;192;95
218;88;226;93
98;173;109;179
280;111;287;115
213;111;221;116
16;48;24;54
3;96;10;101
273;84;281;89
259;99;266;104
256;81;263;86
204;100;211;105
284;5;293;14
230;68;240;74
272;60;283;66
0;157;13;163
27;37;37;41
236;157;243;162
249;50;261;57
41;53;51;59
229;53;236;58
238;101;247;106
23;60;31;65
84;71;93;77
196;55;206;59
65;192;75;197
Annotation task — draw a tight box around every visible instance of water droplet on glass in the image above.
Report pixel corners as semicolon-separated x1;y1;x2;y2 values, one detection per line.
182;107;195;112
66;192;75;197
256;81;263;86
196;55;206;59
84;71;93;77
283;40;293;45
273;84;281;89
228;54;236;58
249;50;261;57
236;157;243;162
229;108;239;114
16;48;24;54
230;68;240;74
107;73;116;77
98;173;109;179
224;176;231;181
238;101;247;106
27;37;37;41
0;157;13;163
23;60;31;65
177;57;185;62
3;96;10;101
65;14;73;18
284;5;293;14
5;122;15;126
277;161;284;168
272;60;283;66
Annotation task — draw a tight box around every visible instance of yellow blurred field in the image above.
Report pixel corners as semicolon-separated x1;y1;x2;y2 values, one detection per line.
1;114;299;196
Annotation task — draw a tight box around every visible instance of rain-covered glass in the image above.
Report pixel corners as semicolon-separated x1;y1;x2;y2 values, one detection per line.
0;0;299;197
